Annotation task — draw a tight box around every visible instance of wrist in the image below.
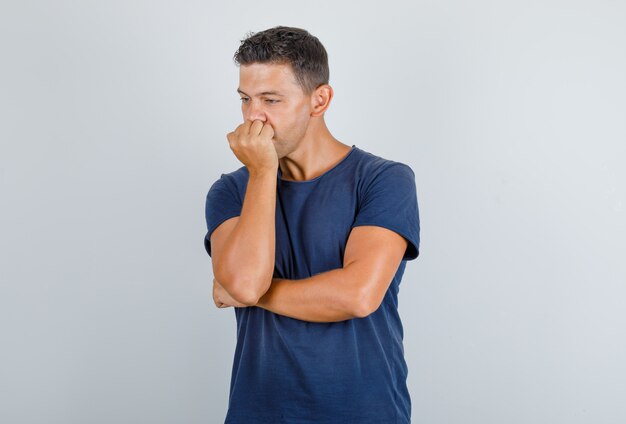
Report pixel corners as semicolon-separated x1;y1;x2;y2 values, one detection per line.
256;278;280;308
247;165;278;179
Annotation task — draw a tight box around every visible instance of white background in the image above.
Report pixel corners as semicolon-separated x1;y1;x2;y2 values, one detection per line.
1;0;625;423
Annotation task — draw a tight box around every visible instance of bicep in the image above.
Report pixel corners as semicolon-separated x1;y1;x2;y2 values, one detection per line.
210;216;239;269
343;225;408;303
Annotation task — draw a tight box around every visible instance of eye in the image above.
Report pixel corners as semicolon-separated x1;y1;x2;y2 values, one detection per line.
239;97;250;103
265;99;280;104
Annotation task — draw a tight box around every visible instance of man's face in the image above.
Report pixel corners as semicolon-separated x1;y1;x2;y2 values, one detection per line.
237;62;312;158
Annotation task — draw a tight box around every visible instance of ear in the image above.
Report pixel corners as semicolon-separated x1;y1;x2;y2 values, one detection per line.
309;84;333;117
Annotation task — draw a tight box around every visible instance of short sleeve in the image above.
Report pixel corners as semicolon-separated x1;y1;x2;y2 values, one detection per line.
351;163;420;260
203;175;242;257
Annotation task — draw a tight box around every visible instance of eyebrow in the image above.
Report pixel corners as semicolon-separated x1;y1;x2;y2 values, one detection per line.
237;88;285;97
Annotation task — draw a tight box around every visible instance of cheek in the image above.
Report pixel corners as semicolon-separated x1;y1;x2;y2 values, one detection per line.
286;103;309;125
264;112;284;131
269;103;309;135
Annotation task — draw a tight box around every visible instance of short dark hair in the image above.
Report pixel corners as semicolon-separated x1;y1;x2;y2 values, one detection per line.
233;26;329;94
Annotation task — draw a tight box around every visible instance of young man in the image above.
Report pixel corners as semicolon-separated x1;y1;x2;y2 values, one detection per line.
204;26;420;423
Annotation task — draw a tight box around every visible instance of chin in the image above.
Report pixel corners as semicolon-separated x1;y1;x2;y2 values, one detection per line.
273;139;287;156
276;147;288;160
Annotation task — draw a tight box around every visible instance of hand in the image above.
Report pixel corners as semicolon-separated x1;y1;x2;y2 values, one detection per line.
226;120;278;175
212;277;248;309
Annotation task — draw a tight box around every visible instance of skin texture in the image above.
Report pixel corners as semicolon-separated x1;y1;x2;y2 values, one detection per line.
210;62;408;321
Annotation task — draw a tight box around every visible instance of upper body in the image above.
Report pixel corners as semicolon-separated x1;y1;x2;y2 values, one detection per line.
205;145;420;423
203;26;421;423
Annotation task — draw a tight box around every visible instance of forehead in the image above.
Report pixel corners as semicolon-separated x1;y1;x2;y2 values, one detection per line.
238;62;302;94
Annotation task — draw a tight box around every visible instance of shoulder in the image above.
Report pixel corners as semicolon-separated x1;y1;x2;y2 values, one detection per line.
207;166;249;198
207;166;248;204
349;147;421;259
217;165;249;184
351;147;416;189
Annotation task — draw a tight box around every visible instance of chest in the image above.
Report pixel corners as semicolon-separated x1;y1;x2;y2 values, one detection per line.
273;180;359;278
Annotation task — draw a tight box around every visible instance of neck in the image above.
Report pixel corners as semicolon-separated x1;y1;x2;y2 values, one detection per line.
278;118;352;181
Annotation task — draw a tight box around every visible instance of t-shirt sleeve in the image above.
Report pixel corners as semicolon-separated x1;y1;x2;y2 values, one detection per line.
351;162;420;260
203;175;242;257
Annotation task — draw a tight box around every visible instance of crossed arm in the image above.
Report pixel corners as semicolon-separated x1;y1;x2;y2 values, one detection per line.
255;225;406;322
211;216;408;323
209;162;409;322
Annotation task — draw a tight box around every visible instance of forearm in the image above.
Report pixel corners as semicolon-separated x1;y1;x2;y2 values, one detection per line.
213;169;276;304
256;266;376;323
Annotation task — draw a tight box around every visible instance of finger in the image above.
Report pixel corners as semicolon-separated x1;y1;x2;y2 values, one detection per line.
214;291;225;307
236;120;252;135
212;279;220;306
249;120;264;135
260;122;274;139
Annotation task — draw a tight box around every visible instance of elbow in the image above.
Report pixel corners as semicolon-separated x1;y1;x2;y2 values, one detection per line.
215;270;269;306
349;287;384;319
231;288;263;307
351;302;379;319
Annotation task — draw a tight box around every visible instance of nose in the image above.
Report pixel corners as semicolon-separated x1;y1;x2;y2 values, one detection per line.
243;99;266;122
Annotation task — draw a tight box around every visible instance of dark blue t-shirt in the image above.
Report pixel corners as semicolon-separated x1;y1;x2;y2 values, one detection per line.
204;145;420;423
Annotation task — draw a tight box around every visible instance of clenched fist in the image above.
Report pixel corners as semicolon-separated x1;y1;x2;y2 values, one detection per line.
213;278;247;309
226;120;278;175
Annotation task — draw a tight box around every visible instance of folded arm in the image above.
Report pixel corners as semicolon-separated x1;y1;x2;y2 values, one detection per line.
213;225;408;322
210;170;276;306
